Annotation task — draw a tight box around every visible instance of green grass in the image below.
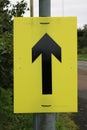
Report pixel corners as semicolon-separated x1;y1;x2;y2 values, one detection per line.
78;47;87;60
78;54;87;61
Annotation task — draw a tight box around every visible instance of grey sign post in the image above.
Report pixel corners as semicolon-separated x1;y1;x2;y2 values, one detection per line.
33;0;56;130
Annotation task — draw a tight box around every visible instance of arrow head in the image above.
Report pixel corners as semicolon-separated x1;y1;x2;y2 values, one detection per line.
32;33;62;62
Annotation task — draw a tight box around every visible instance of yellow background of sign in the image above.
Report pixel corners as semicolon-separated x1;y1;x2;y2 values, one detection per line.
14;17;77;113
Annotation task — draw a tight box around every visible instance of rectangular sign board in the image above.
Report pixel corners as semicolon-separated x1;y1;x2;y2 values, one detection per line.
14;17;77;113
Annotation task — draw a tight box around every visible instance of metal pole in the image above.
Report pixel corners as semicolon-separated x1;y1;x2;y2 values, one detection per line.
30;0;33;17
39;0;51;16
34;0;56;130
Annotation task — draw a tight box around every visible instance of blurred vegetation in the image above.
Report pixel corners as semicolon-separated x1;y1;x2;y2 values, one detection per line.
0;0;33;130
0;0;28;88
78;54;87;61
56;113;79;130
0;87;33;130
78;25;87;55
78;25;87;60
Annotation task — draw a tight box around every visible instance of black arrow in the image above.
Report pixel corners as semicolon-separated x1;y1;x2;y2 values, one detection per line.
32;33;62;94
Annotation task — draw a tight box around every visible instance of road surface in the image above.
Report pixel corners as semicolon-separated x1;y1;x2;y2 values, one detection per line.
73;61;87;130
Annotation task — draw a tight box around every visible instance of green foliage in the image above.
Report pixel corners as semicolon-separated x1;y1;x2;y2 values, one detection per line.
0;0;12;34
83;29;87;47
11;0;29;17
0;0;28;88
78;24;87;50
0;33;13;88
0;1;33;130
78;54;87;61
0;0;28;34
0;87;33;130
56;113;79;130
78;47;87;54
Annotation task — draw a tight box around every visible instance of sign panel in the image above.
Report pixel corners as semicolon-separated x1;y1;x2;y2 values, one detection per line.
14;17;77;113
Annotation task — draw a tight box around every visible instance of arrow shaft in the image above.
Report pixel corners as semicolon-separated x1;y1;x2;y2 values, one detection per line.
42;54;52;94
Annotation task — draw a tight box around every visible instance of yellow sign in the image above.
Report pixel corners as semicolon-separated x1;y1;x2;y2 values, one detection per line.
14;17;77;113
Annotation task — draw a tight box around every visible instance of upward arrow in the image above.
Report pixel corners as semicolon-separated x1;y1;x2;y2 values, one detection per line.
32;33;62;94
